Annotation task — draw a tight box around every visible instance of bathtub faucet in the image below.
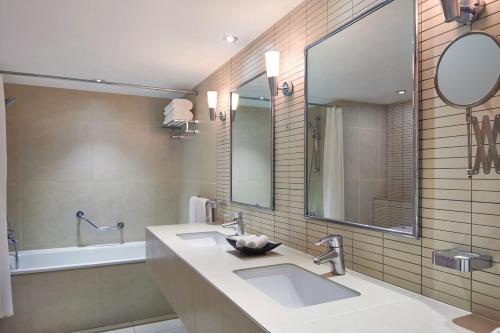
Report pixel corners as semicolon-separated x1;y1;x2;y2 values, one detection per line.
7;228;19;270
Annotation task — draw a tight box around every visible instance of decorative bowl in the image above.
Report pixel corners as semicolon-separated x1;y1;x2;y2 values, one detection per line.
226;237;281;255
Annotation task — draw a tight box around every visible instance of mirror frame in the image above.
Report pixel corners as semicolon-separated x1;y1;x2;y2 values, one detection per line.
434;31;500;109
230;71;275;210
303;0;420;239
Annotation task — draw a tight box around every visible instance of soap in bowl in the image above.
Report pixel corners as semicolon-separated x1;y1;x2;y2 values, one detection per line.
226;237;281;255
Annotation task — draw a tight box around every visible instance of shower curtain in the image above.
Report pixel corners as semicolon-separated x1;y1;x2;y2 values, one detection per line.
323;106;345;220
0;76;13;318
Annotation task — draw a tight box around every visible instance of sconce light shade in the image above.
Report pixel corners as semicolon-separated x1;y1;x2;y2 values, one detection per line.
439;0;484;24
207;91;218;121
265;50;293;97
207;91;226;121
265;51;280;77
440;0;460;22
231;93;239;111
207;91;218;109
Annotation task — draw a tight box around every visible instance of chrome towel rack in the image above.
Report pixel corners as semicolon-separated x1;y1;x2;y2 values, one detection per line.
76;210;124;231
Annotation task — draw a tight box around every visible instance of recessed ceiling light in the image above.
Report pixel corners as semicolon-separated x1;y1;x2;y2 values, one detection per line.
396;90;407;95
259;97;265;100
95;79;104;83
222;34;238;43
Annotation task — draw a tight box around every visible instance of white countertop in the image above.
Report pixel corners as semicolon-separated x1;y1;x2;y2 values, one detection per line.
147;224;499;333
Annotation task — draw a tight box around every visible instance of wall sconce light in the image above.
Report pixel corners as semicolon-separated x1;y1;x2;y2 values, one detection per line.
207;91;225;121
230;92;239;120
439;0;484;24
265;50;293;97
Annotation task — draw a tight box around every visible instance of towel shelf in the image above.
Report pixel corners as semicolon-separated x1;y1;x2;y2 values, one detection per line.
162;119;199;139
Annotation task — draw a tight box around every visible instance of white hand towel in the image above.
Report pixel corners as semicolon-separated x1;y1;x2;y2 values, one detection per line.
189;196;198;224
189;196;209;224
196;197;208;224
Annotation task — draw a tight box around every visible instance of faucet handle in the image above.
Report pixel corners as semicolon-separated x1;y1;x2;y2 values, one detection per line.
316;234;343;248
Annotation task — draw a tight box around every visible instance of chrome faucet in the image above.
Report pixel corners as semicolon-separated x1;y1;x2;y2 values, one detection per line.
222;212;244;236
313;235;345;275
7;228;19;270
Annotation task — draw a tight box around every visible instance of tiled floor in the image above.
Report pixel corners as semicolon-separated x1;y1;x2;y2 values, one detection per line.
105;319;187;333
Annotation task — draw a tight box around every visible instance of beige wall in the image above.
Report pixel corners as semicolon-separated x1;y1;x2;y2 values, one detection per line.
184;0;500;322
5;84;181;249
178;79;218;224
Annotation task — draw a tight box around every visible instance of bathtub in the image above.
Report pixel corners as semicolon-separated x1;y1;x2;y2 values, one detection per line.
9;241;145;275
2;240;174;333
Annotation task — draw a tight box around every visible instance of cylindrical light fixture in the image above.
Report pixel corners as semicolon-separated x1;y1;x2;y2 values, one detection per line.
439;0;484;24
265;50;293;97
207;91;225;121
265;51;280;77
231;92;240;120
207;91;218;121
231;93;239;111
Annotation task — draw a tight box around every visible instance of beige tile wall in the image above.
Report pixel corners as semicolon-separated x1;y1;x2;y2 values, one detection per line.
184;0;500;322
5;84;181;249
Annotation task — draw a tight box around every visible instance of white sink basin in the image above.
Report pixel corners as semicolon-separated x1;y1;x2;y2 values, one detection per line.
234;264;360;308
177;231;228;247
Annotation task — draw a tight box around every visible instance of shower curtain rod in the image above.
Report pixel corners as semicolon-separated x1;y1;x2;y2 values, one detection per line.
308;102;332;107
0;70;198;95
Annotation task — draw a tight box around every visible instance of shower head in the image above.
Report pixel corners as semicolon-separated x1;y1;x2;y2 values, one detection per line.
5;97;16;107
308;121;319;137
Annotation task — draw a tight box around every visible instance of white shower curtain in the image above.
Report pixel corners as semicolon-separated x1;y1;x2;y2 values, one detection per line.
322;106;345;220
0;75;13;318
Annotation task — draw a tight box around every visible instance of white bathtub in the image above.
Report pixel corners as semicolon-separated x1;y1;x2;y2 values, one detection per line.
10;241;145;275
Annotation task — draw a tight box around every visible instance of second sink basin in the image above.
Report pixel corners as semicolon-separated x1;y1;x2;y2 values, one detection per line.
177;231;228;247
234;264;359;308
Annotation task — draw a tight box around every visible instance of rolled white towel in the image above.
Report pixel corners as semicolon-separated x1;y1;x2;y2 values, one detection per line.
164;99;193;113
245;235;268;249
244;235;259;249
164;110;193;121
235;238;247;248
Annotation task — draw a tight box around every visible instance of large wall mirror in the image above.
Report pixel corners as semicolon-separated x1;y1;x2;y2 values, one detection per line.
305;0;418;237
231;72;273;209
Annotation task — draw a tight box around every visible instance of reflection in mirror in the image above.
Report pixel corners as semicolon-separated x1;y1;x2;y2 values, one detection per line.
305;0;417;236
435;31;500;108
231;73;273;209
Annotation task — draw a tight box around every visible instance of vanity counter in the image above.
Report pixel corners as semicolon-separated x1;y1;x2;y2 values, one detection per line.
147;224;498;333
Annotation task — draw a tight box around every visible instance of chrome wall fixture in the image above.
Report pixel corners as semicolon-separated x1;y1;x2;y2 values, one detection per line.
439;0;485;24
76;210;124;232
0;70;199;95
433;249;492;272
207;90;226;121
265;51;294;97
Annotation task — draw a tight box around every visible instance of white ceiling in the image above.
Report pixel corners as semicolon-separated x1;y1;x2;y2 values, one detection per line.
307;0;414;106
0;0;303;98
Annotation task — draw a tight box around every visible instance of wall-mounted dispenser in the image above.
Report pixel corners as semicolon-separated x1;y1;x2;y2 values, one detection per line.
439;0;485;24
433;249;492;272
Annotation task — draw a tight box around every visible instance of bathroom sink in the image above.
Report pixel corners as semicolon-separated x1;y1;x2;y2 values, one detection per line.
234;264;360;308
177;231;228;247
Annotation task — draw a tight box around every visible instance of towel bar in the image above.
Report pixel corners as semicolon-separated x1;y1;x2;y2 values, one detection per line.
76;210;124;232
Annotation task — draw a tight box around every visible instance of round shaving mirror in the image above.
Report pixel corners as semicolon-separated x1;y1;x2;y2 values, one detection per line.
435;31;500;108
